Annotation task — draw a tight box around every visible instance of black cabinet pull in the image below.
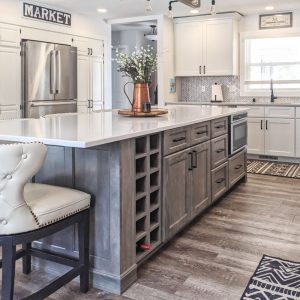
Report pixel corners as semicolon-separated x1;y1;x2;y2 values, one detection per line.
261;120;263;130
235;164;243;170
216;148;225;154
216;178;225;184
192;151;198;169
188;152;193;171
215;125;224;129
204;65;206;74
196;130;207;135
199;66;202;74
266;120;268;130
173;137;186;143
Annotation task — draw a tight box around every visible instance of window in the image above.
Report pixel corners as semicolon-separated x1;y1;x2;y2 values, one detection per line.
241;35;300;96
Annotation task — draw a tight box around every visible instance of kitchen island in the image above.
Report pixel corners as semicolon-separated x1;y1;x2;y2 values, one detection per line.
0;105;248;294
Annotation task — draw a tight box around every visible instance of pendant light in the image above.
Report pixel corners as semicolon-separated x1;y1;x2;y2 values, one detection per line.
145;0;152;12
144;25;157;41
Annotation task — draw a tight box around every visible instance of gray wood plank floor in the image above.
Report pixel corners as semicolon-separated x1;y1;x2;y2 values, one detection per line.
8;174;300;299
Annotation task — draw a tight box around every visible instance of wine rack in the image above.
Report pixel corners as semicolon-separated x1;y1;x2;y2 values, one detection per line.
135;133;162;262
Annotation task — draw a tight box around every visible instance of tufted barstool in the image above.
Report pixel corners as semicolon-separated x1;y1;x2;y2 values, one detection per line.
0;143;91;299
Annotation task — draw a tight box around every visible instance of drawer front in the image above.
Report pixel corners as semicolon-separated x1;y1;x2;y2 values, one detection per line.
211;162;228;203
163;126;191;156
229;149;246;188
265;107;295;119
211;134;228;169
241;106;265;118
191;122;211;146
211;117;228;138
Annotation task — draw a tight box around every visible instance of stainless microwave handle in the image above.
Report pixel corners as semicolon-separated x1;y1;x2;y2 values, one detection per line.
50;50;56;94
30;101;77;107
55;50;61;94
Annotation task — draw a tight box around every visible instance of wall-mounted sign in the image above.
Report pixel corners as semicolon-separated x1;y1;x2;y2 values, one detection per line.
23;2;71;26
259;12;292;30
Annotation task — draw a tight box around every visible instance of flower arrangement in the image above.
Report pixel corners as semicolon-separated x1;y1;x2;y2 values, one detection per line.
116;45;157;84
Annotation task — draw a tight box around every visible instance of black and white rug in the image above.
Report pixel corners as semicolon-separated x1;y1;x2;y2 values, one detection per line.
247;160;300;178
241;255;300;300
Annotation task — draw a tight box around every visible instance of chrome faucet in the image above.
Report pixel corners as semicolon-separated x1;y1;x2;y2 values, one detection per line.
270;79;277;103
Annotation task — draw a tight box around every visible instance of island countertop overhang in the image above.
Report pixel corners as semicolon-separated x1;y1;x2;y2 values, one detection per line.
0;105;249;148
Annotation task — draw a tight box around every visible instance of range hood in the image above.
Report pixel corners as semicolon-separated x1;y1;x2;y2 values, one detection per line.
178;0;201;8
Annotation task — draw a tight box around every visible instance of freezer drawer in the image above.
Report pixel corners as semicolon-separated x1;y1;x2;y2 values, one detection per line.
25;101;77;118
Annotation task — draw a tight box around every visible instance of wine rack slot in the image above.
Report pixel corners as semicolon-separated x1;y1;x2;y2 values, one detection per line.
134;133;162;263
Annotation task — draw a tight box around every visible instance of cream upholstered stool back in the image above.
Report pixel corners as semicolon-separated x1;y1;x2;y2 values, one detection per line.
0;143;91;299
0;143;47;235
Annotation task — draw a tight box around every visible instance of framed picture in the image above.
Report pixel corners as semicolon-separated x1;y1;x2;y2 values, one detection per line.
259;12;293;29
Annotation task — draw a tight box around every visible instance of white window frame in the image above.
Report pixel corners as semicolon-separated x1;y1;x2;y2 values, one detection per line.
240;30;300;97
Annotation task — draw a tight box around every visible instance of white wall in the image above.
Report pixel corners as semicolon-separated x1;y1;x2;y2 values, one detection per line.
0;0;112;108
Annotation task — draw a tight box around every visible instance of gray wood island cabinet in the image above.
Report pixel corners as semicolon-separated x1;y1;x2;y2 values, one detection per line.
0;106;248;295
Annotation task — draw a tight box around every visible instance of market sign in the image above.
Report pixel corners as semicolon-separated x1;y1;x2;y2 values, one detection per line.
23;2;71;26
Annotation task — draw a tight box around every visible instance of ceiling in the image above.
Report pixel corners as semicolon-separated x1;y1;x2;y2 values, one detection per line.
38;0;300;20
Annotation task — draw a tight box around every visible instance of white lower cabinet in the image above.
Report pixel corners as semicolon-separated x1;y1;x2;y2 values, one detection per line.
265;118;295;157
247;118;264;155
296;119;300;157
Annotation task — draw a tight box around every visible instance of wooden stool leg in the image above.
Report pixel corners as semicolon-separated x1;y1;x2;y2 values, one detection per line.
78;211;90;293
2;241;16;300
22;242;32;274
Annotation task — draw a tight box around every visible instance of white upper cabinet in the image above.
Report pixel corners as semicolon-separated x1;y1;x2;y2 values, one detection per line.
174;16;239;77
174;21;203;76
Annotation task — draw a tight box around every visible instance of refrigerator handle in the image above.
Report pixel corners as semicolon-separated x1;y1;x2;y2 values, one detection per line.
50;50;56;94
55;50;61;94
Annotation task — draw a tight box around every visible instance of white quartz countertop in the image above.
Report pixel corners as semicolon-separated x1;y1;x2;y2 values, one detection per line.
0;105;248;148
167;101;300;107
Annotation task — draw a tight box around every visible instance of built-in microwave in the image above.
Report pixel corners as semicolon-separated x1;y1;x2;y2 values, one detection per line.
229;113;248;155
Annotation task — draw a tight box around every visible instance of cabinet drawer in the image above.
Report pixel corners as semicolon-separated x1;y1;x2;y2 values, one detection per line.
229;149;246;188
242;106;265;118
191;122;211;146
265;107;295;118
211;134;228;169
211;162;228;203
211;117;228;138
163;127;191;156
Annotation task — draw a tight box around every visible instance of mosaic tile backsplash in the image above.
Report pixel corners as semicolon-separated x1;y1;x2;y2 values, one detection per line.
179;76;300;104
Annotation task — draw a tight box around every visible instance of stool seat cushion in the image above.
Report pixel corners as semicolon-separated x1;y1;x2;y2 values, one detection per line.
24;183;90;229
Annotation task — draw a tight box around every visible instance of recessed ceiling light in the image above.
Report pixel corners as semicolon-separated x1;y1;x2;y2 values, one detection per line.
265;6;274;11
190;9;199;14
97;8;107;13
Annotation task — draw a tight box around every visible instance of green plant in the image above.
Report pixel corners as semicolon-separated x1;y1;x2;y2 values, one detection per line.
116;45;157;84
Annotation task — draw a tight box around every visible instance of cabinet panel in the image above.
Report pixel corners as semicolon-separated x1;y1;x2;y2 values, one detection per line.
265;118;295;157
265;107;295;119
247;118;264;155
0;47;21;108
203;19;235;76
191;122;210;146
90;56;104;109
77;55;90;104
296;108;300;119
163;149;191;240
0;109;19;120
211;134;228;169
296;119;300;157
174;21;203;76
211;117;228;138
0;24;20;47
190;142;211;217
229;149;246;188
243;106;265;118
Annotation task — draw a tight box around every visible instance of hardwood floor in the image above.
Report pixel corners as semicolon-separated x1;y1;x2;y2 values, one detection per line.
9;174;300;299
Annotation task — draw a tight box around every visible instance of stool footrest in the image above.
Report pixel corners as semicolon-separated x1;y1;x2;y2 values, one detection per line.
29;248;79;268
22;265;84;300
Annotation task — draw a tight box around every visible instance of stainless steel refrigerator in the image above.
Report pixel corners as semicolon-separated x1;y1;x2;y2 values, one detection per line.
22;40;77;118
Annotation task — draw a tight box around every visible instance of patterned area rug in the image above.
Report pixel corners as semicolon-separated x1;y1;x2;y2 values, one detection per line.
241;255;300;300
247;160;300;178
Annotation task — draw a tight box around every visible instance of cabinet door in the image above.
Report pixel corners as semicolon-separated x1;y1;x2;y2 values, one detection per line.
190;142;211;218
163;149;191;240
72;36;89;55
203;19;236;76
174;21;203;76
90;56;104;111
77;54;90;105
265;118;295;157
0;47;21;111
0;24;20;47
247;118;264;155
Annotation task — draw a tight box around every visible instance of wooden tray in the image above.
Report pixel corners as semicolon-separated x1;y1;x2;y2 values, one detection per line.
118;108;168;117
